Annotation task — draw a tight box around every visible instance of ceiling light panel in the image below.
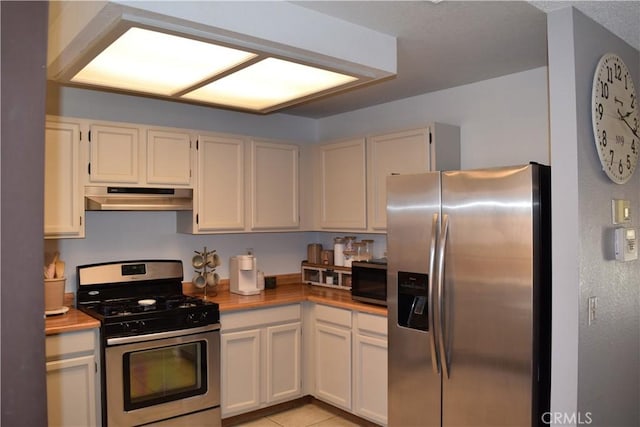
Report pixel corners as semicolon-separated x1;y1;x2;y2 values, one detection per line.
71;27;258;95
181;57;358;111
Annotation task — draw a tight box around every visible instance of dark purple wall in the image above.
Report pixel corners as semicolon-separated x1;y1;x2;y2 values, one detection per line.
1;1;48;425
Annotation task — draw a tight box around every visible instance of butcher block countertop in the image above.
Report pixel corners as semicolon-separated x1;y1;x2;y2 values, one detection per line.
45;294;100;335
45;274;387;335
187;280;387;317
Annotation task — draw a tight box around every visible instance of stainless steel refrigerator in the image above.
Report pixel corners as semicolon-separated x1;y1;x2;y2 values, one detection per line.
387;163;551;426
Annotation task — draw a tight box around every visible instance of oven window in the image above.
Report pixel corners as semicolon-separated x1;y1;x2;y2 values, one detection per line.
123;341;207;411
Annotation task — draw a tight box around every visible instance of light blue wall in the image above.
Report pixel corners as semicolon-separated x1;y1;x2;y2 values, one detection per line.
46;83;319;143
46;66;549;292
317;67;550;170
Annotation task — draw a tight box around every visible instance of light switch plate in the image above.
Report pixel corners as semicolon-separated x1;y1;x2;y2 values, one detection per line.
612;199;631;224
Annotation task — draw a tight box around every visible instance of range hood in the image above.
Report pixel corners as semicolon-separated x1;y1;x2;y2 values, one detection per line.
85;186;192;211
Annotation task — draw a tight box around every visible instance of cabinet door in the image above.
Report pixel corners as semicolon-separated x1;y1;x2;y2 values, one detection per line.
265;322;302;404
44;120;83;238
46;354;97;427
314;323;352;410
318;138;367;230
88;123;139;183
250;140;299;230
353;333;388;425
147;129;192;186
368;128;430;230
196;134;245;231
221;329;261;417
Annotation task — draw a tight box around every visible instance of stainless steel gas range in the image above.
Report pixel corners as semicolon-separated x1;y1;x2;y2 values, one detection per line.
76;260;221;427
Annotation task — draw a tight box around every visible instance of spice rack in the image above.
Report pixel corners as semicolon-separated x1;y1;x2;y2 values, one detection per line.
301;261;352;290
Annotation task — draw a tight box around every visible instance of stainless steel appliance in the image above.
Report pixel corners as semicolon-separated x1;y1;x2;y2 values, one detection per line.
76;260;221;427
351;258;387;306
84;186;193;211
387;163;551;426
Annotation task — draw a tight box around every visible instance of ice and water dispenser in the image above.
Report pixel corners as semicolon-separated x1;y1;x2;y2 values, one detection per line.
397;271;429;331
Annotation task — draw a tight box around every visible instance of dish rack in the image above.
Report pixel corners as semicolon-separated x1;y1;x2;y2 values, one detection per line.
301;261;352;290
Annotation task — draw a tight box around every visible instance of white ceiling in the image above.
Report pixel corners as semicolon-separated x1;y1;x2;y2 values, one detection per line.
283;0;640;118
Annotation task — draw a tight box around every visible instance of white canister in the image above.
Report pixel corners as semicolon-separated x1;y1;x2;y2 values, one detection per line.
325;272;334;285
333;237;345;266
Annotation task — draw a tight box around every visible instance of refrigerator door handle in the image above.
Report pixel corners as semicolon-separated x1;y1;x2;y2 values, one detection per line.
428;213;440;374
437;214;450;378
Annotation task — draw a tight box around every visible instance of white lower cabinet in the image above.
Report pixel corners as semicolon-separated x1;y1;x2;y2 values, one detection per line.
45;329;100;427
219;303;387;425
220;304;302;418
313;305;352;410
353;312;388;425
221;328;261;415
312;304;388;425
265;322;302;403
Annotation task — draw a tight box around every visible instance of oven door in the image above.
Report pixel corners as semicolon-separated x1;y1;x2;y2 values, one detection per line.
105;324;220;427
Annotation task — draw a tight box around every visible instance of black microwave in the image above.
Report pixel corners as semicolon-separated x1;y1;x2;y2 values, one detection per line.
351;259;387;306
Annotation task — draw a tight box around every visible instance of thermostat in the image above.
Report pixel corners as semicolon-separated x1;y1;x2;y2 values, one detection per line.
615;227;637;262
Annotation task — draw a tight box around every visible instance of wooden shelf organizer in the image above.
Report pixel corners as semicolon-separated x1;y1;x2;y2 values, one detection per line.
301;261;352;290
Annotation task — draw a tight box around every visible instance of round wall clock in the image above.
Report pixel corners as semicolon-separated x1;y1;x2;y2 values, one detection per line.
591;52;639;184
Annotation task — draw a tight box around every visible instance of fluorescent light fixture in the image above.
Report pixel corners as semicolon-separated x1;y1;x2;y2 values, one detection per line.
50;2;396;114
71;27;258;95
181;57;358;111
67;26;364;113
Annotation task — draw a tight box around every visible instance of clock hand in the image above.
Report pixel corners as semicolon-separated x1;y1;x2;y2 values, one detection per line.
617;108;632;119
618;113;639;139
615;97;624;106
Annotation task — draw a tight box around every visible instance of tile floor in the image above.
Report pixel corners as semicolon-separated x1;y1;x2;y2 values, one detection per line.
234;403;361;427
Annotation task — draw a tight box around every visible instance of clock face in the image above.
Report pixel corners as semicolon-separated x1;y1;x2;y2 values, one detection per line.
591;53;639;184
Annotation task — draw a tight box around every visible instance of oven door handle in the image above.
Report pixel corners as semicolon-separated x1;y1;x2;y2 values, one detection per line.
107;323;220;346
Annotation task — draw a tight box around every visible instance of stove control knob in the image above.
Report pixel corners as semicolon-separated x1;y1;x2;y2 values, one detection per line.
187;312;208;324
187;313;197;324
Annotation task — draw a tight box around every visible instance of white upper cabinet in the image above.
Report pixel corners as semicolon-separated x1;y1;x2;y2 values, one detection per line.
88;123;140;184
146;129;192;186
44;115;459;237
316;138;367;230
249;139;299;230
314;124;460;232
190;133;245;232
44;117;84;238
178;136;302;234
368;128;430;230
367;124;459;231
87;121;193;187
